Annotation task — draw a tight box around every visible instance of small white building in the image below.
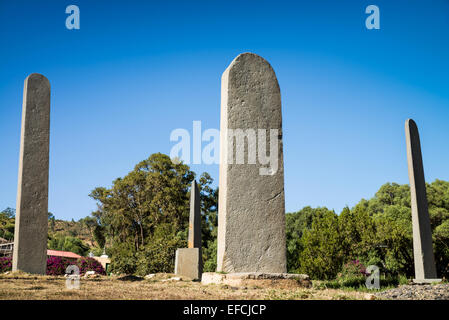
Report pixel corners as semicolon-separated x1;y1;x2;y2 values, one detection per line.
92;250;111;273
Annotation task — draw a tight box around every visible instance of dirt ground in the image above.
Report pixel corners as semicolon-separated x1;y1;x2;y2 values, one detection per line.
0;272;373;300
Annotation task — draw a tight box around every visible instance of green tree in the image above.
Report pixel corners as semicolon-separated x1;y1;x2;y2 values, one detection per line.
198;172;218;272
135;223;186;275
2;208;15;219
434;219;449;276
285;206;332;273
298;210;343;280
0;208;15;241
89;153;217;275
48;212;56;232
48;235;90;256
93;225;106;248
295;180;449;280
79;216;97;239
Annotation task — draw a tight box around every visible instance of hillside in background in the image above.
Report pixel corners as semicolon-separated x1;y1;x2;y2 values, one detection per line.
1;212;100;257
50;219;96;247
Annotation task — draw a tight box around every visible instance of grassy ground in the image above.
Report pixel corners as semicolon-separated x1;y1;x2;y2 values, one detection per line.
0;272;378;300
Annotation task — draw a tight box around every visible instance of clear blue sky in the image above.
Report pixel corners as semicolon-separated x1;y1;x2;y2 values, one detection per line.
1;0;448;221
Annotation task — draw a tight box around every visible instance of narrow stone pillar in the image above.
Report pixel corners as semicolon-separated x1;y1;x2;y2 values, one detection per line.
217;53;287;273
12;73;50;275
405;119;440;283
175;180;203;279
188;180;202;251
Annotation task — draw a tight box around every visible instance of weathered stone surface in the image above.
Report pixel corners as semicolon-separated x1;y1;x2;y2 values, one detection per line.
188;180;201;250
175;248;201;280
201;272;310;288
175;180;202;280
12;73;50;275
405;119;439;281
412;278;442;284
217;53;286;273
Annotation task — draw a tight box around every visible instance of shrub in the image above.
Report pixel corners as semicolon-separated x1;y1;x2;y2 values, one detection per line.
110;242;138;275
340;260;368;277
0;257;12;273
1;256;106;276
203;238;217;272
46;256;71;275
135;228;185;276
398;274;409;285
286;207;332;273
298;210;344;279
76;257;105;275
335;260;368;288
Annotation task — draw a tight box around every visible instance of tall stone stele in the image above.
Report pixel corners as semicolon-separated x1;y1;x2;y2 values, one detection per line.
174;180;203;280
12;73;51;275
217;53;287;273
405;119;440;283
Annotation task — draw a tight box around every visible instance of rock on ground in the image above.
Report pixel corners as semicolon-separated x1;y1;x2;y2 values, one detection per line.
376;283;449;300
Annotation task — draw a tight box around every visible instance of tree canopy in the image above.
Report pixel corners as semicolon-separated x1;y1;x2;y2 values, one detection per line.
286;180;449;280
89;153;218;275
0;208;15;241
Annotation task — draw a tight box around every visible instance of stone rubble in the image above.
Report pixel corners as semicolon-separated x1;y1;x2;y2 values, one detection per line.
376;283;449;300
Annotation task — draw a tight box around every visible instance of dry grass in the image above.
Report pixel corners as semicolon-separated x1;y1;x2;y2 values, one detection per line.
0;272;371;300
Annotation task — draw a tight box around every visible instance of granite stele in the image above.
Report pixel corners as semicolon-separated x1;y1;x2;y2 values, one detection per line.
12;73;50;275
405;119;441;284
175;180;203;280
216;53;287;273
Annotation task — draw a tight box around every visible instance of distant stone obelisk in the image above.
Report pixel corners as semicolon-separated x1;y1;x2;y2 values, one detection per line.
12;73;50;275
174;180;202;280
405;119;440;283
188;180;202;252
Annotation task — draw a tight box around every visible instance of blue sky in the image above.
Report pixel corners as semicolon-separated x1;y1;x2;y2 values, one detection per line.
0;0;448;221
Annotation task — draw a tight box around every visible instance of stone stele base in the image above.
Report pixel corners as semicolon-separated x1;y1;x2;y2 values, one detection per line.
201;272;311;288
413;278;442;284
175;248;201;280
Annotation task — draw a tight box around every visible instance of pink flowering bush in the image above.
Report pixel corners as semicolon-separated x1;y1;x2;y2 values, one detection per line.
76;257;105;275
2;256;70;275
0;257;12;273
46;256;71;275
47;256;105;275
334;259;368;287
341;259;368;277
1;256;105;276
